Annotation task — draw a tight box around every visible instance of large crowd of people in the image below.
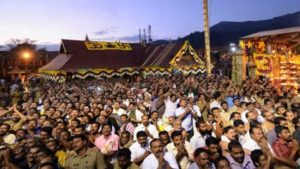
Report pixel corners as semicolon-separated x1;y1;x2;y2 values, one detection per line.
0;74;300;169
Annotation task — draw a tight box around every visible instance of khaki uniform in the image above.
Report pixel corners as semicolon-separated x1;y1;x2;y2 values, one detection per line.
65;148;106;169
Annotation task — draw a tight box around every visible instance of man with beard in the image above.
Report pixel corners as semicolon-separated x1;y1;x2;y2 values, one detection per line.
190;119;210;151
27;119;38;136
87;122;100;146
129;131;150;165
114;148;139;169
188;148;215;169
271;126;299;168
141;139;179;169
0;123;16;145
233;119;248;145
227;141;255;169
65;134;106;169
204;137;221;162
166;130;193;169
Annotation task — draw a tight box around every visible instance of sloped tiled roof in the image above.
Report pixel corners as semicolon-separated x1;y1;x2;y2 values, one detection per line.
41;39;201;71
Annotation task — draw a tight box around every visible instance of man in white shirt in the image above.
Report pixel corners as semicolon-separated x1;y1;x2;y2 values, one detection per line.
133;115;158;140
209;91;222;110
141;139;179;169
243;126;268;155
190;119;210;151
113;101;126;116
175;99;197;136
166;130;193;169
164;94;180;118
129;131;151;165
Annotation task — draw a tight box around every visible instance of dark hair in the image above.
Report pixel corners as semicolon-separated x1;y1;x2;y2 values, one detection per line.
233;119;244;127
261;110;270;117
223;126;234;135
293;116;300;126
215;156;230;168
211;107;220;113
250;149;264;167
196;118;206;128
275;126;289;135
159;131;169;137
228;140;242;152
71;134;87;141
117;148;131;160
246;102;254;107
230;112;240;120
171;130;182;140
233;98;240;102
120;114;128;118
193;148;209;158
40;127;53;136
205;137;219;146
121;131;130;137
221;101;228;106
0;123;11;131
136;131;147;138
274;116;286;126
249;126;261;135
213;91;221;99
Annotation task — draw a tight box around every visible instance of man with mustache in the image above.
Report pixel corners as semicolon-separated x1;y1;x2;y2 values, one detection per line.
141;139;179;169
226;141;255;169
166;130;193;169
271;126;299;168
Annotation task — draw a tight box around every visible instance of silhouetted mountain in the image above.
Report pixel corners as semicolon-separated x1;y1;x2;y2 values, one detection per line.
154;11;300;49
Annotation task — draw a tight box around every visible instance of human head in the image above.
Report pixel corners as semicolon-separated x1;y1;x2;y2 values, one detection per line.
171;130;183;147
215;156;231;169
120;131;131;146
150;139;164;158
101;123;112;137
136;131;148;147
71;134;87;153
250;149;267;168
249;126;264;143
228;141;244;164
205;137;220;160
274;116;288;127
261;110;274;122
0;123;10;136
292;116;300;129
193;148;210;168
117;148;132;169
233;120;246;135
275;126;291;141
223;126;236;141
196;118;207;135
159;131;170;146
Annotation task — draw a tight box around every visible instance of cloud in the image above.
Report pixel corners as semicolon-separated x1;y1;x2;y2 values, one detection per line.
95;30;109;36
95;34;139;42
119;35;139;42
94;26;118;36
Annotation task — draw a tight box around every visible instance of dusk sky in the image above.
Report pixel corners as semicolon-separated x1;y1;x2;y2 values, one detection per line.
0;0;299;49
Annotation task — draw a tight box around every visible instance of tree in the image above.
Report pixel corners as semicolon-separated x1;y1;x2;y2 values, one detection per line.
6;38;37;60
